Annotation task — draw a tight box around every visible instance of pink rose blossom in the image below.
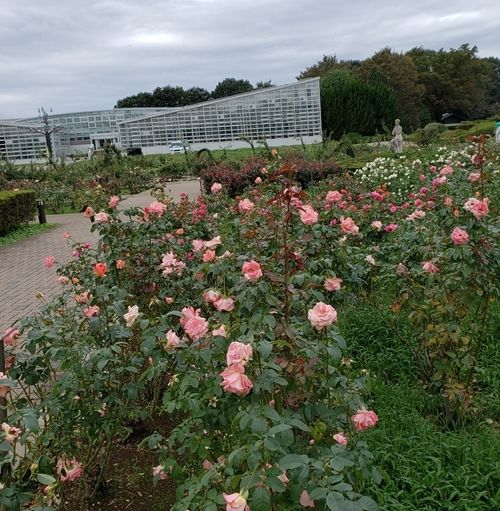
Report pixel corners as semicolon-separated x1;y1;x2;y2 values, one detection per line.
83;305;100;318
3;328;20;347
440;165;453;175
57;275;69;285
365;255;376;265
333;432;348;445
226;342;253;366
203;249;216;262
204;289;222;304
419;174;426;181
326;190;342;203
211;182;223;194
220;364;253;396
223;492;248;511
44;256;55;268
371;221;383;230
238;198;254;213
444;196;453;207
299;205;319;225
152;465;169;480
351;409;379;431
468;172;480;183
422;261;439;274
214;297;235;312
212;325;227;337
451;227;469;245
255;176;262;184
242;260;263;281
123;305;139;327
205;236;222;249
429;165;437;173
470;153;484;166
63;231;71;239
83;206;94;218
384;223;398;233
463;197;489;220
324;277;342;292
74;291;90;304
340;216;359;235
180;307;209;341
94;211;109;224
308;302;337;330
108;195;120;208
389;205;399;214
165;330;181;349
147;200;167;217
57;458;83;482
278;472;290;485
370;191;385;202
432;176;447;188
299;490;315;508
116;259;126;269
192;239;205;252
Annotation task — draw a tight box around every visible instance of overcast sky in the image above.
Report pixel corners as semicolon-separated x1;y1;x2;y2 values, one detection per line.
1;0;499;118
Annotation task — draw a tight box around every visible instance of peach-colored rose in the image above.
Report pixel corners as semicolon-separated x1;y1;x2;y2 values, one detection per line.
74;291;91;304
422;261;439;274
1;422;22;443
299;205;318;225
211;182;223;194
443;196;453;206
371;221;382;230
93;262;108;278
94;211;109;224
214;297;235;312
451;227;469;245
299;490;315;508
108;195;120;208
123;305;139;327
57;458;83;482
3;328;20;347
308;302;337;329
324;277;342;292
83;306;100;318
333;432;348;445
351;409;378;431
164;330;181;349
220;364;253;396
226;341;253;366
238;198;254;213
44;256;55;268
340;216;359;235
203;249;216;262
204;289;222;304
57;275;69;285
116;259;126;269
205;236;222;249
242;260;263;281
439;165;453;175
223;492;248;511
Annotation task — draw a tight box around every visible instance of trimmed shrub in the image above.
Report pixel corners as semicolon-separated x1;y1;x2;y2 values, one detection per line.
0;190;37;235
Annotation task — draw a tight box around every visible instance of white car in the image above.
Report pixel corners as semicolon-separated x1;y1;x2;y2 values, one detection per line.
169;141;184;154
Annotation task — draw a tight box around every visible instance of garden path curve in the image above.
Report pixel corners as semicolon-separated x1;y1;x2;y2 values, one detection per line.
0;179;201;333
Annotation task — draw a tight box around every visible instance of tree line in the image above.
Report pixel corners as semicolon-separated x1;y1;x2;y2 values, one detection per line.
114;44;499;138
114;78;273;108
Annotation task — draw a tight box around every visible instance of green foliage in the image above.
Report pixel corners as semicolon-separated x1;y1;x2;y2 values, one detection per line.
211;78;254;99
413;122;448;146
0;189;37;235
115;85;211;108
320;70;398;139
0;223;55;247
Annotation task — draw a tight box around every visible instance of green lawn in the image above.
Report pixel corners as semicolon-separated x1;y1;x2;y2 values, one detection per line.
0;223;56;247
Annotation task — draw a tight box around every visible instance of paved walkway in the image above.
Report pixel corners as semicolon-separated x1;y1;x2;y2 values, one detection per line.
0;179;201;333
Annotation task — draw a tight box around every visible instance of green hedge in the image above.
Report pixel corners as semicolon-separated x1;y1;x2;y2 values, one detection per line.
0;190;37;235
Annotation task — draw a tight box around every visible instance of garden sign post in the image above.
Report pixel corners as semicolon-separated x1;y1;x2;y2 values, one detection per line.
496;121;500;143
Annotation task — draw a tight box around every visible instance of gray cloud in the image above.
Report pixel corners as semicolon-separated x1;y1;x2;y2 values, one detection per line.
1;0;499;117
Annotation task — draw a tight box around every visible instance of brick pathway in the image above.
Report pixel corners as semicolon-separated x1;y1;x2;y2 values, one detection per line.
0;179;201;333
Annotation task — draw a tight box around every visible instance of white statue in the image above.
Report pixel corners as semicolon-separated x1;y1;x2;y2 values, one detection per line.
391;119;404;153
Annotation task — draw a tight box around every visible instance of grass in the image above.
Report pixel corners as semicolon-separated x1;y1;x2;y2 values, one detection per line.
338;296;500;510
0;223;56;247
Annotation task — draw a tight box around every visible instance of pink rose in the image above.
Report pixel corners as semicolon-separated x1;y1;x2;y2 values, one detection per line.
371;220;382;230
123;305;139;327
432;176;447;188
384;223;398;233
116;259;126;269
440;165;453;175
152;465;168;480
203;249;216;262
205;236;222;249
165;330;181;349
351;409;378;431
74;291;90;304
202;459;213;470
444;196;453;207
422;261;439;274
255;177;262;184
83;206;94;218
463;197;489;220
242;260;263;281
299;490;315;508
333;432;348;445
308;302;337;330
203;289;222;304
94;211;109;224
211;182;223;194
299;205;319;225
429;165;437;173
340;216;359;235
63;231;71;239
180;307;209;341
192;239;205;252
3;328;20;347
44;256;55;268
83;305;100;318
220;364;253;396
214;297;235;312
326;190;342;204
57;458;83;482
468;172;480;183
226;341;253;366
238;198;254;213
324;277;342;292
212;325;227;337
147;200;167;217
57;275;69;285
108;195;120;208
451;227;469;245
277;471;289;484
223;492;248;511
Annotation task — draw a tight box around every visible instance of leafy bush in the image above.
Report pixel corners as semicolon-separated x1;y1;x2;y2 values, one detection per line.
0;190;36;235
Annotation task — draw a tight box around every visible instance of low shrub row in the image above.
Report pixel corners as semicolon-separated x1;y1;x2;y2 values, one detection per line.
0;190;36;235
